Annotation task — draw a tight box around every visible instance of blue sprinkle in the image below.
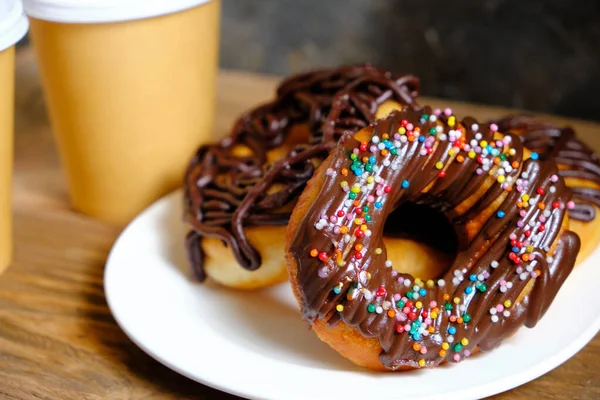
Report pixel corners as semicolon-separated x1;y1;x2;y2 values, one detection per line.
402;180;410;188
333;286;341;294
512;246;520;253
469;274;477;282
412;333;422;341
354;168;363;176
419;288;427;296
465;286;474;294
531;152;539;160
418;136;426;143
486;145;493;153
385;140;393;148
375;201;383;209
412;320;421;328
448;326;457;335
369;156;376;164
497;210;505;218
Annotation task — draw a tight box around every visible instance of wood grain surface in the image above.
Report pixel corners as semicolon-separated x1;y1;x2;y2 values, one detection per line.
1;46;599;400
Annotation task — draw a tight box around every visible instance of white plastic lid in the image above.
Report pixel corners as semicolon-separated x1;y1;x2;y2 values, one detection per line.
22;0;212;24
0;0;28;52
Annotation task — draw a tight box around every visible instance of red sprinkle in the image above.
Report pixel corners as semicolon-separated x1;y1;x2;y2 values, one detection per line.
406;301;414;309
396;325;405;333
355;229;365;238
438;171;446;178
537;188;545;195
401;119;409;127
359;142;368;152
355;252;363;260
337;210;345;217
539;224;546;232
552;201;561;209
355;208;362;215
408;312;417;320
384;186;392;193
376;286;387;297
318;252;328;262
524;230;532;237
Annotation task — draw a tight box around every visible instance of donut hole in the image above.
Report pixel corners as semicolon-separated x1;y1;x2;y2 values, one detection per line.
383;202;458;280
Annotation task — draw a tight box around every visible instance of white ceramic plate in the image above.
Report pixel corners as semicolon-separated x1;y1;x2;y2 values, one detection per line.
105;190;600;400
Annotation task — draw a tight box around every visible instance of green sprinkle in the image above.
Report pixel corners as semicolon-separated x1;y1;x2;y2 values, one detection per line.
454;343;463;352
367;304;376;313
349;192;357;199
444;303;453;311
463;314;471;323
429;127;436;135
397;300;405;308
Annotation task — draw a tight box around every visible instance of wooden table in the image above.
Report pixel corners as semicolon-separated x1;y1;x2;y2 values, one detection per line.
1;47;599;400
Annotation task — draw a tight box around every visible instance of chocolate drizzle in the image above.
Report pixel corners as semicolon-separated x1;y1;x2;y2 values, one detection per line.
184;65;420;281
497;115;600;222
288;107;579;369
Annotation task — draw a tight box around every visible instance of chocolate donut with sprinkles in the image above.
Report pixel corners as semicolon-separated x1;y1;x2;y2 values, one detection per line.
285;105;581;370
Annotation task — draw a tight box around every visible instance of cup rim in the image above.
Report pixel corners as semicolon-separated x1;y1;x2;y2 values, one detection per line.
22;0;213;24
0;1;28;52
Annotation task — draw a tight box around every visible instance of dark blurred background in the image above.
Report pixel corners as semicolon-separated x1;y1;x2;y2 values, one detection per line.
219;0;600;121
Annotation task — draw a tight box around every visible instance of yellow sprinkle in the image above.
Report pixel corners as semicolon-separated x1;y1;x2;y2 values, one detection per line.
418;359;426;368
399;127;406;134
448;116;456;127
430;312;438;319
435;161;444;170
337;260;346;267
415;301;423;309
442;342;450;350
439;350;447;357
426;280;435;288
340;226;349;234
448;149;456;156
366;272;372;279
504;300;512;308
461;338;469;346
336;304;344;312
453;297;461;304
480;140;488;148
340;181;348;188
354;218;362;225
522;194;530;202
468;150;476;159
509;148;516;156
367;176;374;183
527;245;534;253
415;278;424;286
375;248;382;255
497;175;506;183
361;224;368;231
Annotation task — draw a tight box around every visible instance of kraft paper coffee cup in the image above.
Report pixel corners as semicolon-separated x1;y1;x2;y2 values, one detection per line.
0;0;28;273
23;0;220;224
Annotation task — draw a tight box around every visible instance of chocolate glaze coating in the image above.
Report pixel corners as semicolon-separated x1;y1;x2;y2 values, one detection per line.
288;107;579;369
184;65;419;281
497;115;600;222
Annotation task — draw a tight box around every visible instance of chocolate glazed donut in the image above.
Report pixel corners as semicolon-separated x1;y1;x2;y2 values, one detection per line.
496;115;600;222
286;107;580;369
184;65;419;281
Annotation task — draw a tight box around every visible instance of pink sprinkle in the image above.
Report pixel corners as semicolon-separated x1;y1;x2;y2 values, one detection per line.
370;145;378;153
500;279;507;286
376;189;384;196
330;216;338;223
391;270;398;277
353;148;360;154
496;140;503;148
529;253;536;260
398;277;405;284
463;144;471;151
490;123;498;132
333;226;341;234
420;347;428;354
483;271;490;279
420;149;428;156
517;185;524;192
476;168;483;175
403;307;411;314
519;210;527;217
404;324;411;331
475;146;482;153
444;108;453;116
397;313;407;321
539;216;546;223
516;267;523;274
551;174;559;183
464;350;471;357
517;221;525;228
318;268;328;278
394;294;402;301
433;108;442;116
430;301;437;308
567;201;576;209
425;318;432;325
326;168;334;176
394;133;401;140
367;195;375;203
496;304;504;312
531;271;538;278
509;233;517;240
407;123;414;130
453;354;461;362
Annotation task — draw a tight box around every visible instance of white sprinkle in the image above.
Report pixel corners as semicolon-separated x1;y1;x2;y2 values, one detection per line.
315;223;323;230
478;274;485;281
383;301;391;310
503;311;511;317
547;256;554;264
471;123;479;131
438;279;446;287
372;136;380;144
489;307;497;315
491;261;499;268
375;176;383;183
378;143;386;150
400;136;408;143
413;285;421;291
376;306;383;314
413;293;420;300
394;140;401;148
423;330;430;337
439;134;447;141
447;335;455;343
491;315;499;323
526;265;534;272
404;279;412;287
475;133;483;140
520;272;529;280
452;278;460;286
506;282;513;289
500;286;508;293
549;186;556;193
365;230;372;237
470;139;478;147
436;125;443;133
385;260;393;267
521;172;529;179
344;234;352;241
319;218;327;226
543;210;551;217
344;200;353;207
383;159;391;167
363;291;373;300
391;163;399;170
459;304;467;312
454;270;462;277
